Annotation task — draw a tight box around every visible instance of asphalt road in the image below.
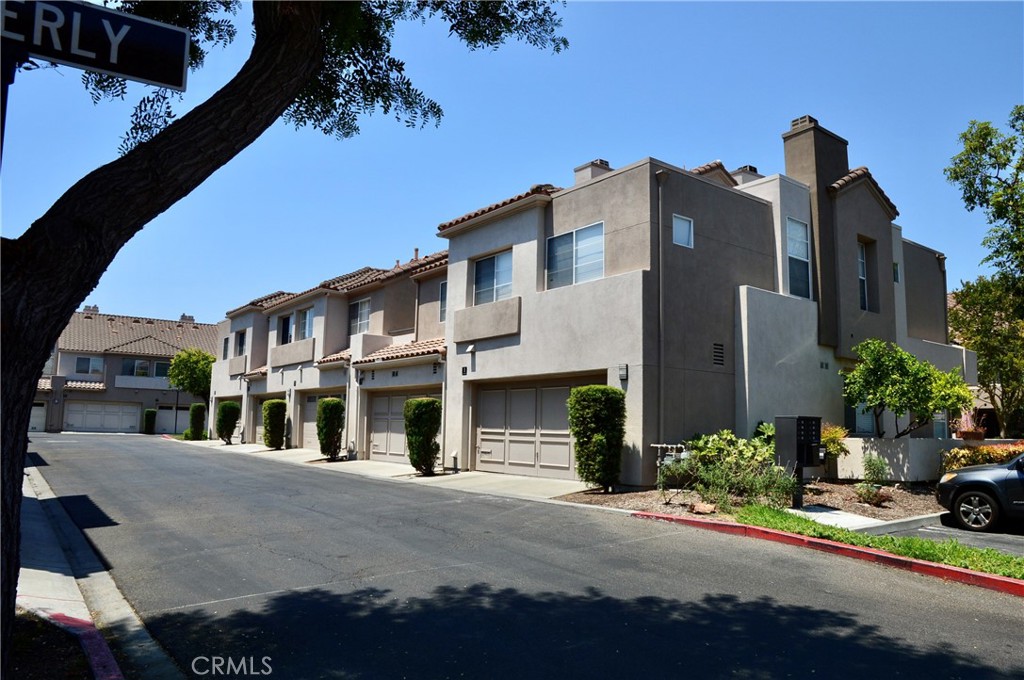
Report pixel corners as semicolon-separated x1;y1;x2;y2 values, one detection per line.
27;434;1024;679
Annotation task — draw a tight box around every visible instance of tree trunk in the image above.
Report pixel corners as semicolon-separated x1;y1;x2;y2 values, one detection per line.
0;3;325;672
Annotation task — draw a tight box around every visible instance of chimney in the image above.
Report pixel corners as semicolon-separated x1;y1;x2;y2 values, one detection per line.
414;247;419;260
574;159;613;185
731;165;763;185
179;314;195;323
82;304;99;313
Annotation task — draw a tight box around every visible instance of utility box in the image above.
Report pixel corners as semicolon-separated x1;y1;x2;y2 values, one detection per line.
775;416;822;469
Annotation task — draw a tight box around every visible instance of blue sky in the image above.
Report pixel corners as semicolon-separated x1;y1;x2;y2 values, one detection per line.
2;1;1022;324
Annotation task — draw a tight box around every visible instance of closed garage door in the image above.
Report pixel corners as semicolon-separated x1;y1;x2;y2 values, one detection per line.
477;386;575;479
155;406;191;435
302;394;343;451
29;402;47;432
370;393;440;463
64;401;141;433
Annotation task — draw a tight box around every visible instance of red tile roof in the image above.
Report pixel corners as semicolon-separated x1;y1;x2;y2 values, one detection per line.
226;291;294;316
829;166;899;217
438;184;560;232
37;377;106;392
318;349;352;366
689;160;739;187
58;312;219;358
243;365;267;379
351;337;447;365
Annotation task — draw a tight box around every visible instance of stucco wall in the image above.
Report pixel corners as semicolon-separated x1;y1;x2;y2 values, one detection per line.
902;239;949;343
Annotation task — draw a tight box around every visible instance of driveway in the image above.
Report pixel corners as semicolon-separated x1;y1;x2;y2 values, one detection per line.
25;434;1024;679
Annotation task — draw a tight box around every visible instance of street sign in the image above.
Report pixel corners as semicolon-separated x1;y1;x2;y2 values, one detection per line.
1;0;190;90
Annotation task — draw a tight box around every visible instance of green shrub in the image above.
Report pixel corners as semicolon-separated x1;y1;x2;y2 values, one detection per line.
317;398;345;460
262;399;287;450
404;398;441;475
862;453;888;485
181;428;208;441
821;423;850;459
941;441;1024;472
143;409;156;435
216;401;241;445
854;454;891;506
188;403;206;441
567;386;626;492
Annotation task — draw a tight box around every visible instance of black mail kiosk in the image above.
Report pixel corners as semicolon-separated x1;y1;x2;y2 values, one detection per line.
775;416;822;508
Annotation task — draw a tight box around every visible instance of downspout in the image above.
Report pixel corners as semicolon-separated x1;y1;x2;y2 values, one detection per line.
655;168;670;444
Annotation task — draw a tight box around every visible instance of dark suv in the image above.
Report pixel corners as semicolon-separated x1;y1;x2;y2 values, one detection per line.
936;452;1024;532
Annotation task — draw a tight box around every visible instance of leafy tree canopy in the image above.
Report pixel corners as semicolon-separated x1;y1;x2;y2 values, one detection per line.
949;276;1024;438
167;348;216;403
945;105;1024;285
842;339;972;438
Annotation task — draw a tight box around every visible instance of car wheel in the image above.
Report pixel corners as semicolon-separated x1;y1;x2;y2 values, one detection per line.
952;490;1000;532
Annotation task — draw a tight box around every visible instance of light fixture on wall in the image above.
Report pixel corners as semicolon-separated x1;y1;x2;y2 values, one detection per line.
618;364;629;381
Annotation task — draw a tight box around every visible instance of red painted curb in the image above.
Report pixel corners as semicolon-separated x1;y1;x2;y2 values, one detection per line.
49;612;125;680
633;511;1024;598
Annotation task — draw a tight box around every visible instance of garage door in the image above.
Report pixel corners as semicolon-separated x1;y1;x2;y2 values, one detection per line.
369;393;440;463
477;386;575;479
29;402;46;432
155;406;191;435
64;401;141;433
302;394;343;451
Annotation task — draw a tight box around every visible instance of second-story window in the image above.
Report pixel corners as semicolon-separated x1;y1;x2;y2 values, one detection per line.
672;215;694;249
858;242;869;311
474;250;513;305
439;281;447;323
280;315;293;345
154;361;170;378
236;330;246;356
547;222;604;289
297;308;314;341
787;217;811;299
222;337;229;360
349;299;370;336
76;357;103;375
121;359;150;376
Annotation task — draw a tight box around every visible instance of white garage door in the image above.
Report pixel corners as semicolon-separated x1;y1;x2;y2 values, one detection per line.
369;393;440;463
155;406;191;435
64;401;141;433
477;386;575;480
29;402;46;432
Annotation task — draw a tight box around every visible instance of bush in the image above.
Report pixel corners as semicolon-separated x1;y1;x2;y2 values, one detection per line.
862;453;888;485
143;409;156;435
567;386;626;492
821;423;849;459
404;398;441;475
941;441;1024;472
188;403;206;441
216;401;241;445
854;454;891;506
317;398;345;460
181;428;208;441
262;399;287;450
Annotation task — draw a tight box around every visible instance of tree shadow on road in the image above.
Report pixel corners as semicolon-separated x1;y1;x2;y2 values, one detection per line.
128;585;1021;679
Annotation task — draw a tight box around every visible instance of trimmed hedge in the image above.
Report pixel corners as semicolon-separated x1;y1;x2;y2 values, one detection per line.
941;441;1024;472
189;403;206;441
317;398;345;460
405;398;442;476
263;399;287;450
216;401;241;445
143;409;157;435
567;385;626;492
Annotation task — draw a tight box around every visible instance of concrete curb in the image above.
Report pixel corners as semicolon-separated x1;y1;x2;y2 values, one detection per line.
856;511;947;536
633;511;1024;598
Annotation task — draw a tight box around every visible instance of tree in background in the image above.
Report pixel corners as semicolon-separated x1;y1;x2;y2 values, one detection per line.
0;4;569;666
945;105;1024;294
949;277;1024;438
842;339;972;438
167;348;216;404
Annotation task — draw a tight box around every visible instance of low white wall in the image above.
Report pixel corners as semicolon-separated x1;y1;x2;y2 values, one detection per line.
835;437;1017;482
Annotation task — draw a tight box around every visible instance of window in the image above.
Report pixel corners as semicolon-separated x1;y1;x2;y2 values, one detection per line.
787;217;811;299
474;250;513;305
349;299;370;336
279;315;293;345
893;262;901;283
297;308;314;341
858;242;869;311
855;403;875;435
75;357;103;375
547;222;604;289
439;281;447;323
222;337;229;360
672;215;694;249
154;361;170;378
236;330;246;356
121;359;150;377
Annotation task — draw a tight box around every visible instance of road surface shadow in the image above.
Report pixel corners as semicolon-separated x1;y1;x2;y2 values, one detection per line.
128;585;1021;679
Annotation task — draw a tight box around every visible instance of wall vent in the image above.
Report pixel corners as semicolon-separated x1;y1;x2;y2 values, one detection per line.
712;343;725;366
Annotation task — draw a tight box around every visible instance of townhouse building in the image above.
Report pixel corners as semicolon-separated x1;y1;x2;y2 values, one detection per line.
207;115;975;487
31;307;218;434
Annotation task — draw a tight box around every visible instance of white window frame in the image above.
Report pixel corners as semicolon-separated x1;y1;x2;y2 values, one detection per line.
236;330;246;357
473;250;513;306
858;242;869;311
672;214;694;249
75;356;103;376
297;307;314;341
546;222;605;290
439;281;447;323
893;262;901;283
279;314;293;345
786;217;812;300
349;298;370;336
222;337;229;360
